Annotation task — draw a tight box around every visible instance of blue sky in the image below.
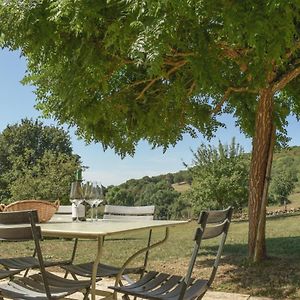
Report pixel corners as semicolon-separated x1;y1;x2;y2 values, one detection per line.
1;48;299;186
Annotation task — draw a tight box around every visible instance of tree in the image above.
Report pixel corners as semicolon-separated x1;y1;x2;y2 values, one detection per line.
187;139;249;215
9;151;80;204
0;119;81;203
138;181;180;219
269;162;298;205
1;1;300;261
106;186;135;206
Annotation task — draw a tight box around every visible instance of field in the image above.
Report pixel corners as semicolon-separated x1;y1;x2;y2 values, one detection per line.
1;211;300;299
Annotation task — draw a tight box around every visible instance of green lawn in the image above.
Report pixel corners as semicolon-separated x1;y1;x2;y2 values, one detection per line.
1;214;300;299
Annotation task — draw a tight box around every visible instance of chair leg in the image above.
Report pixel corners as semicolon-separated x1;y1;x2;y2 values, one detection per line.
64;270;78;280
83;287;90;300
23;268;30;277
64;238;79;279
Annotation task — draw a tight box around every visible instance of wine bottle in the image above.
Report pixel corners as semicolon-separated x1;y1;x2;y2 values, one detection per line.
71;169;86;221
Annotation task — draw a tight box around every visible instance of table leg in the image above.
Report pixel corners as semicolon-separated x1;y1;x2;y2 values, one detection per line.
92;236;104;300
113;227;170;299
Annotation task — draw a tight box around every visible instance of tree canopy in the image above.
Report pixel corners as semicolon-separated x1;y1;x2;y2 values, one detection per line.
186;139;249;215
1;1;299;155
0;119;81;203
106;176;181;219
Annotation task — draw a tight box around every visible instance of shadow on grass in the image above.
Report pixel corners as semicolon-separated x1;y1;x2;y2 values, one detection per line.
197;236;300;299
202;235;300;259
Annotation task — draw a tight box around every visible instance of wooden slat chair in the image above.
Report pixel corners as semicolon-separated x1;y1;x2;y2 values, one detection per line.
0;210;91;300
0;269;20;280
61;205;155;280
0;206;73;275
110;207;233;300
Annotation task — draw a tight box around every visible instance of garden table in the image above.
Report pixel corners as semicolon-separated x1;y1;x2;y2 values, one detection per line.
40;219;188;300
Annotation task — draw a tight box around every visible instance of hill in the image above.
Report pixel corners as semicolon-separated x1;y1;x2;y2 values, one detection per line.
105;145;300;219
112;145;300;193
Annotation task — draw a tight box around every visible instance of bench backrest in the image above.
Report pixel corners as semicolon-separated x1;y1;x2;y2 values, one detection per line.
103;205;155;220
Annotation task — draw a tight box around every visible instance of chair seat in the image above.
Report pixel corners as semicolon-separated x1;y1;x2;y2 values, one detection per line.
0;269;20;280
109;271;209;300
0;256;71;270
62;261;143;278
0;271;91;300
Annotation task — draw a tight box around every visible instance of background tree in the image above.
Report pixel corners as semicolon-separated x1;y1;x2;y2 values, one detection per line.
186;139;249;215
0;119;81;204
105;186;135;206
2;1;300;261
9;151;80;203
106;178;180;219
269;166;297;205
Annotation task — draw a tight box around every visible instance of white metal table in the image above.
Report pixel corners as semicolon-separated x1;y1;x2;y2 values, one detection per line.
41;219;188;300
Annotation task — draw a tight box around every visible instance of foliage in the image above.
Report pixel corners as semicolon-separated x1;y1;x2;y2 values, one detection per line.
106;176;180;219
269;159;298;205
186;139;249;215
0;119;81;204
272;146;300;192
104;144;300;217
105;186;135;206
1;1;300;156
9;151;79;203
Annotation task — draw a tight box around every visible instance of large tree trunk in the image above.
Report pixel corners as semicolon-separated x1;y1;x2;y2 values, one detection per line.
248;87;275;262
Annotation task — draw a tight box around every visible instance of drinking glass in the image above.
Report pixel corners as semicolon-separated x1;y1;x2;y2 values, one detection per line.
69;181;83;222
83;182;95;221
90;182;104;221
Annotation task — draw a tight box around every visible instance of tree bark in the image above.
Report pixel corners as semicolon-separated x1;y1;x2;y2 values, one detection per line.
254;123;276;261
248;87;274;261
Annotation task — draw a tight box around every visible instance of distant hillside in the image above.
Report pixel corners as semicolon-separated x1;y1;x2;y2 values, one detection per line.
172;182;191;193
112;145;300;194
119;169;192;189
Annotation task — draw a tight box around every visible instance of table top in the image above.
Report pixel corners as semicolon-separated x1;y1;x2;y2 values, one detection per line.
40;219;188;239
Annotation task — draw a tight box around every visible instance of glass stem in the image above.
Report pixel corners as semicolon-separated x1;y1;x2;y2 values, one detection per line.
91;205;94;221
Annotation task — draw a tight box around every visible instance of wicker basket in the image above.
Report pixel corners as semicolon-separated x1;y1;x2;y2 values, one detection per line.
0;200;60;223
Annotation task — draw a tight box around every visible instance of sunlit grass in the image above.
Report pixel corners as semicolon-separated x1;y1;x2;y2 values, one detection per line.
1;214;300;298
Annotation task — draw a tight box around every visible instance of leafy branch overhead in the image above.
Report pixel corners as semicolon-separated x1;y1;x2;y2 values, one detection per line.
1;1;300;155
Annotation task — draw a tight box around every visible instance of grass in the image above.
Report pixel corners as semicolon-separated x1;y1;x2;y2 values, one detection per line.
171;182;191;192
1;213;300;299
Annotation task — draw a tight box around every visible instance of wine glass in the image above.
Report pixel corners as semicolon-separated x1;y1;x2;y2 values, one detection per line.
83;182;95;221
90;182;104;221
69;181;83;222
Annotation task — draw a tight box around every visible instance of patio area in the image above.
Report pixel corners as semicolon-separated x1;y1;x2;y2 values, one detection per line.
0;273;273;300
66;277;274;300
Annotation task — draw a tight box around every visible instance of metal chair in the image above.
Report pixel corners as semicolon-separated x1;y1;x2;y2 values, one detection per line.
0;210;91;300
0;206;73;275
61;205;155;280
110;207;233;300
0;269;20;280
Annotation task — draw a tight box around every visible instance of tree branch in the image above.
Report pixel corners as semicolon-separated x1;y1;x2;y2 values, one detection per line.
135;60;187;100
188;81;196;97
218;42;249;72
211;87;257;115
284;40;300;60
271;65;300;92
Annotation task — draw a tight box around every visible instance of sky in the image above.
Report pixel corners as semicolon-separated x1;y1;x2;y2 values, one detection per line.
1;48;300;186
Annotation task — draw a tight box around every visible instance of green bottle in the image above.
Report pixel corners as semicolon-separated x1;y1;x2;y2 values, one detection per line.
71;169;86;222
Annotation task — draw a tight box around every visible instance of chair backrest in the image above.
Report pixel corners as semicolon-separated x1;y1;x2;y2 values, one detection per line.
181;207;233;299
0;210;52;299
103;205;155;220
